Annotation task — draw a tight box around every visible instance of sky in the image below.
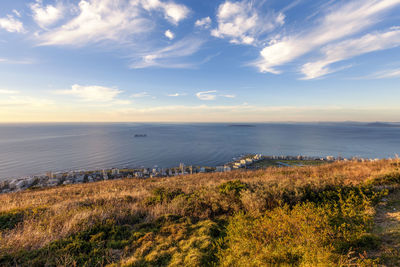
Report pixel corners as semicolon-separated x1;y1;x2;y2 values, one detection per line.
0;0;400;122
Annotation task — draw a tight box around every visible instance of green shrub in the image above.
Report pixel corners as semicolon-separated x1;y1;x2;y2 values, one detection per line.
217;184;385;266
218;180;248;196
217;203;336;266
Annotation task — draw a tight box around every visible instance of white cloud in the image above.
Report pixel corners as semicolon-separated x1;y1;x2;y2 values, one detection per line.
38;0;151;46
255;0;400;74
140;0;190;24
0;15;24;33
36;0;190;50
195;91;235;100
0;89;19;94
165;29;174;40
167;93;186;97
196;90;217;101
130;37;205;69
212;0;284;45
55;84;123;102
130;92;151;98
32;0;194;69
0;58;34;64
30;0;64;28
12;10;21;18
301;28;400;79
195;17;211;29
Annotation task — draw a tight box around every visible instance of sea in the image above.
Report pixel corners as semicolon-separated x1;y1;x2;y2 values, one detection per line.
0;122;399;180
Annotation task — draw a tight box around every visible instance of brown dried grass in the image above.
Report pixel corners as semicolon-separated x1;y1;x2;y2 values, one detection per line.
0;160;398;253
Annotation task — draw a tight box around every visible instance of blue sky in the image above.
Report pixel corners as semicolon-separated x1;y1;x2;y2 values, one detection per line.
1;0;400;122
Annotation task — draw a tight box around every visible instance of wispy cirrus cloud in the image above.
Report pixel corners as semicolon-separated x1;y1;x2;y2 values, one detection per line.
0;95;53;108
220;94;236;98
130;37;205;69
196;91;236;100
167;93;186;97
130;92;151;98
55;84;128;103
0;57;35;65
301;27;400;79
0;89;20;95
368;68;400;79
196;90;217;101
254;0;400;75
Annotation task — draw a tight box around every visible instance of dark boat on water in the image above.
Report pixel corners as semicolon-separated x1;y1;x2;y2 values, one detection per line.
134;134;147;137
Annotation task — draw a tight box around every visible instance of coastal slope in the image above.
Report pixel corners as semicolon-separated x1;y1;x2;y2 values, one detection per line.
1;160;400;266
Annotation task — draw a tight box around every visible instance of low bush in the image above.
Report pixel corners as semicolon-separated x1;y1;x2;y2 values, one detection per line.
217;184;385;266
217;203;336;266
218;180;248;196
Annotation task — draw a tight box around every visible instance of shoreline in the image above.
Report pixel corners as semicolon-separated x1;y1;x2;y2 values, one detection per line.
0;154;385;194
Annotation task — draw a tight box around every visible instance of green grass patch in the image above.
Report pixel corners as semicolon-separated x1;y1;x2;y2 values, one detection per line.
218;180;248;196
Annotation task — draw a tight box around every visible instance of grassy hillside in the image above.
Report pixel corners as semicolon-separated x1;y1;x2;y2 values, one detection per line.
1;160;400;266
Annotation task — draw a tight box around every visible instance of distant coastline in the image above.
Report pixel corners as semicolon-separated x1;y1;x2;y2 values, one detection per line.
365;122;400;128
228;124;255;127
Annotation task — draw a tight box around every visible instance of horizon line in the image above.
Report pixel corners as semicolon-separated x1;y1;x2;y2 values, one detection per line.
0;121;399;124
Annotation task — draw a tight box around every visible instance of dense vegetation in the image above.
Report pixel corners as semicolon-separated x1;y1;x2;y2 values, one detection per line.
1;160;400;266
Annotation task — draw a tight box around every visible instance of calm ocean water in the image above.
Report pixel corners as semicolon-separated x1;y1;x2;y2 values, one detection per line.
0;123;399;179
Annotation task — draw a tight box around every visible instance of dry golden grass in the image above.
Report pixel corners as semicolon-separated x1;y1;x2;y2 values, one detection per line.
0;159;399;266
2;160;395;211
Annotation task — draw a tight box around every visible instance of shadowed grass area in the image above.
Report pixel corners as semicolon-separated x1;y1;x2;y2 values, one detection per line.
1;216;222;267
371;189;400;266
0;206;47;231
0;160;399;266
